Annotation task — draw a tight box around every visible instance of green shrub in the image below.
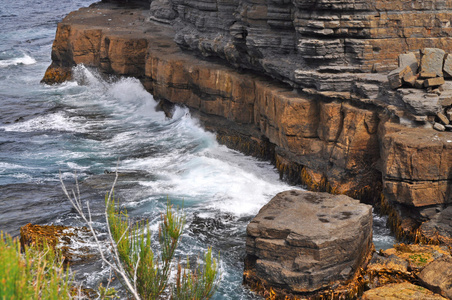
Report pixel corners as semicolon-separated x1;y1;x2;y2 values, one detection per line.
106;196;219;299
0;232;73;300
61;172;220;300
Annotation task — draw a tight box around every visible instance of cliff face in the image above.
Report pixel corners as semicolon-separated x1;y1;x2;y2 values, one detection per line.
168;0;452;83
43;2;452;238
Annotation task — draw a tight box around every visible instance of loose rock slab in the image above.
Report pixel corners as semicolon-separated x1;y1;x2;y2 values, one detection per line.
244;190;373;295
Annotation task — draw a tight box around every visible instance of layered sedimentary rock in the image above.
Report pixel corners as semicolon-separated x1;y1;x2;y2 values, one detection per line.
363;244;452;300
43;3;452;240
164;0;452;94
244;190;373;296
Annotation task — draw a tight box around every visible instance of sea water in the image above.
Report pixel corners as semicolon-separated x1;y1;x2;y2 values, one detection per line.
0;1;395;299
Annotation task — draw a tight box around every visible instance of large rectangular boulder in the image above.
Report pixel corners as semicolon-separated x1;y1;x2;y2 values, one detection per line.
244;190;373;297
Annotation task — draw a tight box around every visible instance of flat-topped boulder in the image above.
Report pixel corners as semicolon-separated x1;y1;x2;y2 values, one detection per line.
244;190;373;297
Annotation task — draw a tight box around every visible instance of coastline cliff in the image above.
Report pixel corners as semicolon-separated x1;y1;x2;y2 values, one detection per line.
42;0;452;295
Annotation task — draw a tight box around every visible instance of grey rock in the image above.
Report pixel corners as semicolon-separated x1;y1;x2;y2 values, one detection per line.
420;206;452;239
245;190;373;293
149;0;177;23
420;48;446;77
388;66;412;89
400;89;441;115
443;53;452;78
399;52;419;74
433;122;446;131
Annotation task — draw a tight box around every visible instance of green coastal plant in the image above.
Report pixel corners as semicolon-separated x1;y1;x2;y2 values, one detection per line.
0;232;74;300
60;172;220;300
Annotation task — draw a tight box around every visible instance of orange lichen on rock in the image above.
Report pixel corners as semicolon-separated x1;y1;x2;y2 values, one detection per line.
41;66;72;84
20;223;95;264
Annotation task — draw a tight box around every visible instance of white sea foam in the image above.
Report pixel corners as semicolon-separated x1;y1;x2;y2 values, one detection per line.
0;53;36;67
1;111;87;133
126;143;295;217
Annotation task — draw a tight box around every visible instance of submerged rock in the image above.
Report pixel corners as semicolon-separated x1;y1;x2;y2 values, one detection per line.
20;223;99;264
244;190;373;298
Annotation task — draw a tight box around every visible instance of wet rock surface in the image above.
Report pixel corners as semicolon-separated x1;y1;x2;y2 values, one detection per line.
244;190;373;297
20;223;99;264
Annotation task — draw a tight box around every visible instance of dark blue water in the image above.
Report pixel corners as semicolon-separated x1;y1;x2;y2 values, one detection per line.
0;1;395;299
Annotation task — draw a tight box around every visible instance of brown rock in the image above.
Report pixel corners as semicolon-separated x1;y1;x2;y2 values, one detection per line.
414;79;425;89
41;66;72;84
439;91;452;106
388;66;412;89
437;112;450;125
20;224;97;264
403;75;417;87
362;282;447;300
365;253;412;289
245;190;373;295
382;244;450;272
419;256;452;299
420;72;438;79
424;77;445;88
381;123;452;207
420;48;446;77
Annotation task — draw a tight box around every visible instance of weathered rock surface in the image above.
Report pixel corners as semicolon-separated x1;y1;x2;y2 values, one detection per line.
168;0;452;83
20;223;98;264
362;282;447;300
419;206;452;245
421;48;446;77
419;256;452;299
380;123;452;208
244;190;373;296
363;244;451;299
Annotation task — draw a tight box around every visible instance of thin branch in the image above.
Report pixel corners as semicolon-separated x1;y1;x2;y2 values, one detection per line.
59;172;141;300
133;256;141;293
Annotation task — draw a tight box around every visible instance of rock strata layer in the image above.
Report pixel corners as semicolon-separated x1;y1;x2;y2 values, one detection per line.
244;190;373;296
43;3;452;239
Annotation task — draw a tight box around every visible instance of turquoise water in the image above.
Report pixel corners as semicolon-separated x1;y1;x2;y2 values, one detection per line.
0;1;395;299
